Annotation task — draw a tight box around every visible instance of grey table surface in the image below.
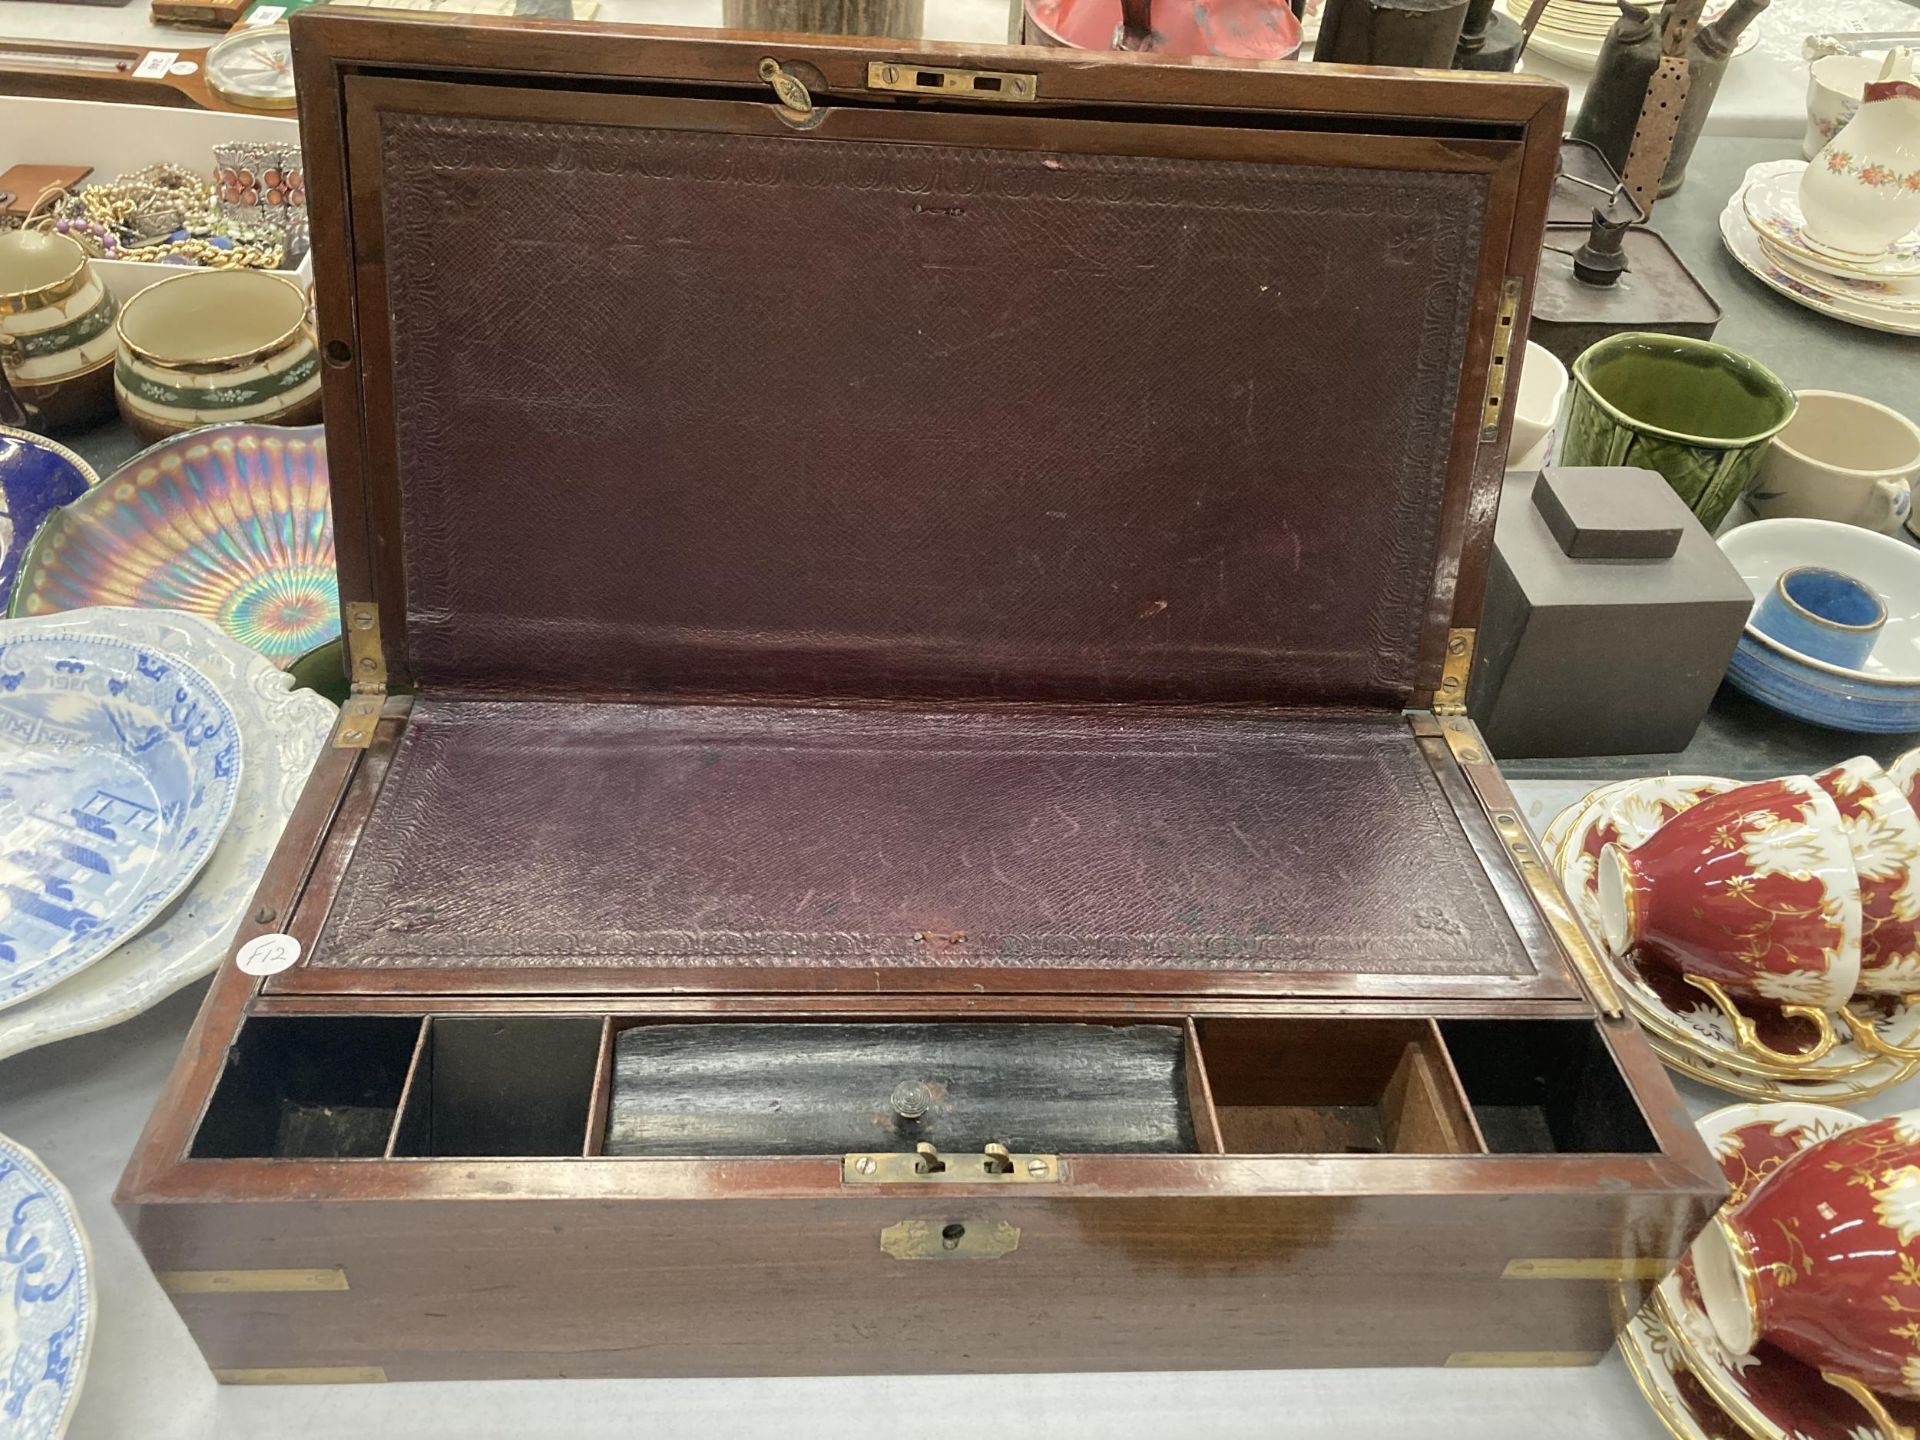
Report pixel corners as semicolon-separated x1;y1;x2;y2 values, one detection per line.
5;131;1920;1439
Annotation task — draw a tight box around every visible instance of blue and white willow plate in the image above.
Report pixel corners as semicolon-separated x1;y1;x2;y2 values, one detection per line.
0;1133;92;1440
0;610;333;1060
0;634;241;1011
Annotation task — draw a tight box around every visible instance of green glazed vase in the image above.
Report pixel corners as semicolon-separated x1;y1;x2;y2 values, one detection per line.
1561;332;1797;529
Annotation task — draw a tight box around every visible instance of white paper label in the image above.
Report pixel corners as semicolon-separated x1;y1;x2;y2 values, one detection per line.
245;6;286;24
236;933;301;976
132;50;179;80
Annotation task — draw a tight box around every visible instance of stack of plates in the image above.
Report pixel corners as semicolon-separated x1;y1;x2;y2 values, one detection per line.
1621;1103;1920;1440
0;605;335;1060
1545;774;1920;1102
1720;158;1920;337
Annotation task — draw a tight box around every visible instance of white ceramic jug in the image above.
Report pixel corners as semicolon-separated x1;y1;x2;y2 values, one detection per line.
1798;48;1920;261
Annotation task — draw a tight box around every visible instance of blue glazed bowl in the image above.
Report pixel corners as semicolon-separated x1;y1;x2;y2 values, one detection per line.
1751;565;1887;670
1720;518;1920;733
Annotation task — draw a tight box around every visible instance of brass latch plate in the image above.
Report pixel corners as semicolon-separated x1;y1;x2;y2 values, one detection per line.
844;1147;1060;1184
867;61;1037;102
1479;276;1522;441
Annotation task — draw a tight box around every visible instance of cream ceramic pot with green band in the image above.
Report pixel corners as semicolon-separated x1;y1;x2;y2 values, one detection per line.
0;230;118;431
114;269;321;442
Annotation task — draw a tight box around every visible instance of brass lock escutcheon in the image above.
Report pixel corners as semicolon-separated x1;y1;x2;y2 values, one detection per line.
881;1218;1022;1260
843;1142;1061;1184
759;58;826;128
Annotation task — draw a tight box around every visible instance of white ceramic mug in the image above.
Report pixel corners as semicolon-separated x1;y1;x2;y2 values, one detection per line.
1505;340;1567;470
1747;390;1920;533
1804;54;1884;159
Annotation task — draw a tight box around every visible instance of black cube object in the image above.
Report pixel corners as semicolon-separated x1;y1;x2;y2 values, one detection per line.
1468;467;1752;758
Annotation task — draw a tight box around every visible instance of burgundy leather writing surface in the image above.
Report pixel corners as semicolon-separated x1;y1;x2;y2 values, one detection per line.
375;108;1489;707
308;700;1535;985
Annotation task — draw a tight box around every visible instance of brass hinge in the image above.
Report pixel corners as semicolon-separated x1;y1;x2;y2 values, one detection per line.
1438;718;1625;1017
332;600;386;750
1444;1351;1607;1369
1479;276;1523;441
867;61;1038;102
844;1143;1060;1184
1435;627;1475;716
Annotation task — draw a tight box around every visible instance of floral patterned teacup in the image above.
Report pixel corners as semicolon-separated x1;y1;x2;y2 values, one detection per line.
1597;775;1861;1067
1693;1110;1920;1403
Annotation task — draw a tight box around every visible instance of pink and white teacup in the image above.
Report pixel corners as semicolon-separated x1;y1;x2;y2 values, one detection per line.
1597;775;1861;1067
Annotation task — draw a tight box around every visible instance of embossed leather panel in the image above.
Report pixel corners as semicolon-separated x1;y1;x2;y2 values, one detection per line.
307;700;1534;983
376;110;1488;706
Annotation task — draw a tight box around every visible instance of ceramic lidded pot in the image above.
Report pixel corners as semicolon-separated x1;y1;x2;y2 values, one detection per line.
1693;1110;1920;1398
113;268;321;443
0;230;118;432
1560;333;1797;529
1798;48;1920;262
1595;774;1861;1067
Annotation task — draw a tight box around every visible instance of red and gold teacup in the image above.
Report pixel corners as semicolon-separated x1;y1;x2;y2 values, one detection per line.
1814;759;1920;1065
1693;1111;1920;1410
1597;775;1861;1067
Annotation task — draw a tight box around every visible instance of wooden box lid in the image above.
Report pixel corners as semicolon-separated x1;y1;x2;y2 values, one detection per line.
296;11;1564;715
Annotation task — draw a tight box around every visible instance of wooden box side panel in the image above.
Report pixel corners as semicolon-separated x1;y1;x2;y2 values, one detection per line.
125;1187;1712;1381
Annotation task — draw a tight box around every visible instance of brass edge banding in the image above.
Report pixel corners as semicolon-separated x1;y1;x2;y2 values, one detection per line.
1439;717;1624;1016
214;1366;386;1385
1444;1351;1608;1368
158;1267;349;1295
1502;1258;1672;1281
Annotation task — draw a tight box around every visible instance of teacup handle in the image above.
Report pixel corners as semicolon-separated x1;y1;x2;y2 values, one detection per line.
1822;1371;1916;1440
1841;1001;1920;1061
1877;478;1913;530
1682;975;1840;1068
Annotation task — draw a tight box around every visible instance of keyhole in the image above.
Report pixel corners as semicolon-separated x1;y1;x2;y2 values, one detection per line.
941;1223;966;1250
